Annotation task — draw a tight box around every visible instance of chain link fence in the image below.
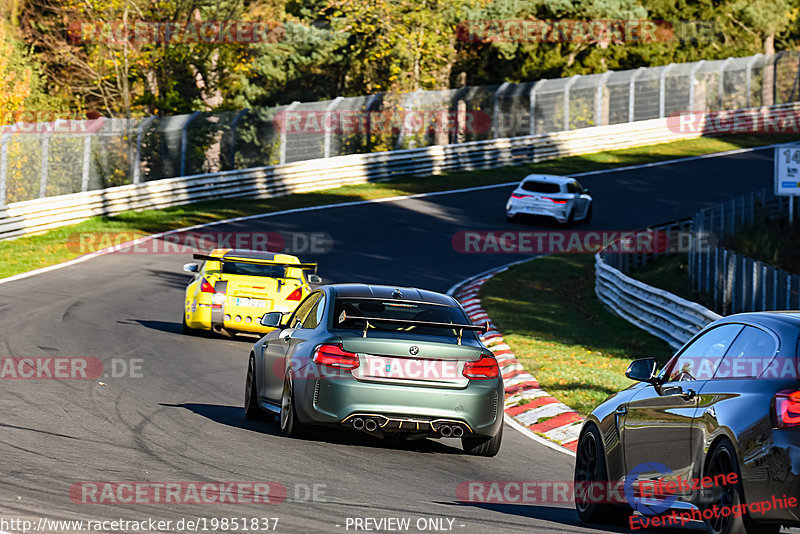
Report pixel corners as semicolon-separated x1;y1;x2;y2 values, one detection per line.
2;51;799;207
689;186;800;315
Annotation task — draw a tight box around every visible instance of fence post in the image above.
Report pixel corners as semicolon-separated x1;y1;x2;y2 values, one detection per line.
773;266;779;310
723;249;731;314
229;108;249;170
714;246;720;310
564;75;579;131
179;111;202;177
529;80;545;136
0;129;10;206
39;130;51;198
323;97;344;158
773;52;786;105
752;259;759;311
659;63;675;118
718;57;734;109
746;54;762;107
279;101;300;165
689;60;706;110
81;134;92;192
629;67;646;122
595;71;612;127
492;82;511;139
133;116;156;184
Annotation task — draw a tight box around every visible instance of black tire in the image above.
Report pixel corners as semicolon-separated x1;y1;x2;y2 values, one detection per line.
562;209;575;228
280;374;310;438
181;313;195;335
703;439;779;534
583;203;592;224
461;423;503;457
506;213;518;223
574;424;630;525
244;354;266;421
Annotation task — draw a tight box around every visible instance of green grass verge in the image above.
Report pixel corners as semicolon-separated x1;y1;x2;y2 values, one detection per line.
629;253;715;309
2;133;798;280
480;255;673;415
723;215;800;275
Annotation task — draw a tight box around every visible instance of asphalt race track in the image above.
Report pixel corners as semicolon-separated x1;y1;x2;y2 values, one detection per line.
0;147;783;533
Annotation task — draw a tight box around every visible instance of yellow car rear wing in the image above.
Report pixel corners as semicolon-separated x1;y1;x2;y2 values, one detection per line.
193;254;318;272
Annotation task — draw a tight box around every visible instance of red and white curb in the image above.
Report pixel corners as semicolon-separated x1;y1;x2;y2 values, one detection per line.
451;265;584;454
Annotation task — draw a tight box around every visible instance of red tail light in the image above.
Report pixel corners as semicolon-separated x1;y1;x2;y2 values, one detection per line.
463;354;500;380
313;344;360;370
543;197;568;204
774;390;800;428
286;287;303;301
511;193;530;199
200;278;215;293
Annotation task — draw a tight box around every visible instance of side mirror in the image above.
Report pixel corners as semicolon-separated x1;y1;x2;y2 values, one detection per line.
307;274;322;284
183;263;199;273
626;358;659;384
260;312;285;327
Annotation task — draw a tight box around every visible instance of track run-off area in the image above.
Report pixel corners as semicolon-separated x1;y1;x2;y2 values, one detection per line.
0;146;781;533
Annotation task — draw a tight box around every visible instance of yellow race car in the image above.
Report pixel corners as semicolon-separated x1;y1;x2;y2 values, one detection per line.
182;249;321;336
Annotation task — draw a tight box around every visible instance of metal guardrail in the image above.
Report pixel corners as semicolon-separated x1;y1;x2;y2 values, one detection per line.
0;114;709;240
595;220;721;349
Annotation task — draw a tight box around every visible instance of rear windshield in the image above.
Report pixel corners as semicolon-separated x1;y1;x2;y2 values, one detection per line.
521;181;561;194
221;261;288;278
333;298;475;338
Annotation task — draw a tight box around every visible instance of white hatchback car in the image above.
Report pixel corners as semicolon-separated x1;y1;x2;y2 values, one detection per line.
505;174;592;226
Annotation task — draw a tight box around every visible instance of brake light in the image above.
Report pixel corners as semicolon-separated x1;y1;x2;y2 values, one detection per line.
286;287;303;301
774;390;800;428
511;193;530;199
543;197;568;204
463;354;500;379
313;344;360;370
200;278;215;293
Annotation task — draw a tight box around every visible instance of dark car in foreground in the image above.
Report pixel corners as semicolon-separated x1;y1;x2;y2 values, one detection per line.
574;312;800;534
243;284;504;456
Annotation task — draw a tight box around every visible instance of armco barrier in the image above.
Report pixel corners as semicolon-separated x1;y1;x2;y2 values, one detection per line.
0;113;710;241
3;101;800;241
595;221;722;349
595;255;722;349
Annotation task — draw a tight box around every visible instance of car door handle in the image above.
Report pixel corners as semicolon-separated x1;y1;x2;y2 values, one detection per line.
615;405;627;416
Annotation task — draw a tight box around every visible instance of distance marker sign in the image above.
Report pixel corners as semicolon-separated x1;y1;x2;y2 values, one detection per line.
775;145;800;196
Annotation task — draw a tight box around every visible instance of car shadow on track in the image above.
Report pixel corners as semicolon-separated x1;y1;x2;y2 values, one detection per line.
438;502;704;533
161;402;464;454
159;402;281;436
130;319;260;343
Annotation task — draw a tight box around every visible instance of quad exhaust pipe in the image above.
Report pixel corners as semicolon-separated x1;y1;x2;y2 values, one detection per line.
345;414;470;436
437;424;465;438
351;417;379;432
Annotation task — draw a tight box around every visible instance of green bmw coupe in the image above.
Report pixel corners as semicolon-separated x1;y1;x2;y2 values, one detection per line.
244;284;504;456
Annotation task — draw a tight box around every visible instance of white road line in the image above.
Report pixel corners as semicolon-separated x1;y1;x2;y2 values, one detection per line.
505;417;576;457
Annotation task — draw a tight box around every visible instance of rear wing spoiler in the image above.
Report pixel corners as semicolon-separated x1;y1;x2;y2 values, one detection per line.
193;254;318;272
340;312;489;344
